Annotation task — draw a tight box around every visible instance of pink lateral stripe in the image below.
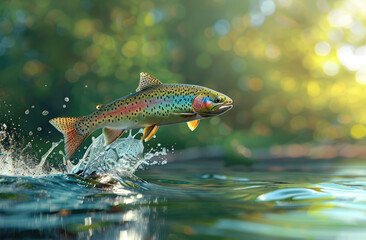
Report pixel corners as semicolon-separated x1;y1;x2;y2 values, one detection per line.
96;99;172;121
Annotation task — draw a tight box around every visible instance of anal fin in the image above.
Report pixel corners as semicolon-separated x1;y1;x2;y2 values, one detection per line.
141;125;159;142
103;128;126;146
187;120;200;131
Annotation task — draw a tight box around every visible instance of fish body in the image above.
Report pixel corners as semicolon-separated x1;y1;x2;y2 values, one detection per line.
50;73;233;159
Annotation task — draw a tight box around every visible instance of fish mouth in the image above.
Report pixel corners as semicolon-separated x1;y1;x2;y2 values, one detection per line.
218;102;233;111
200;102;233;117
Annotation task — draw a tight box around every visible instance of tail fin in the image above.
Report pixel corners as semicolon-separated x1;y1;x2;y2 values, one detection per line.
49;117;90;159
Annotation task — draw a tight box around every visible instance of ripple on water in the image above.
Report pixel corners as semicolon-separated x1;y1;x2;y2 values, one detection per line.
200;174;249;182
257;182;366;209
257;188;332;202
317;183;366;201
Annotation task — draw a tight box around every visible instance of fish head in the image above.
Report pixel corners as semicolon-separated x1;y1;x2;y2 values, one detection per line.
192;89;233;117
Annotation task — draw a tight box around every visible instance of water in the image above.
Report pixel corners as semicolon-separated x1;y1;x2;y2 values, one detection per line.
1;128;366;239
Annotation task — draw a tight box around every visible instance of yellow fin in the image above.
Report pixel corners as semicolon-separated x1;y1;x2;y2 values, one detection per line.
103;128;126;146
187;120;200;131
49;117;89;159
96;104;103;110
136;72;162;92
141;125;159;142
145;125;158;141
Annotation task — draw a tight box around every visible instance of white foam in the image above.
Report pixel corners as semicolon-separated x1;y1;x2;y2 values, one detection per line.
0;126;167;177
72;130;167;176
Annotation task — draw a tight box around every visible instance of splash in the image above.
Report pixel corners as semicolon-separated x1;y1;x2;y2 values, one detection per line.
0;123;167;177
70;130;168;177
0;123;62;175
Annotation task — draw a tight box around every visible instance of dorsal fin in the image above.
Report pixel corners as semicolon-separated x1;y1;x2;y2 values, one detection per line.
136;72;162;92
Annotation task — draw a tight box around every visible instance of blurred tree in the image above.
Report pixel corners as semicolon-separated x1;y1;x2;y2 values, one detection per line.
1;0;366;161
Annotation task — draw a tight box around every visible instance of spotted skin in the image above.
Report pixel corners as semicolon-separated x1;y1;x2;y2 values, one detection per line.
77;84;209;134
50;73;233;159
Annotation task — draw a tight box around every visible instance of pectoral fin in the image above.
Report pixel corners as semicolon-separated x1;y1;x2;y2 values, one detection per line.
103;128;126;146
187;120;200;131
141;125;159;142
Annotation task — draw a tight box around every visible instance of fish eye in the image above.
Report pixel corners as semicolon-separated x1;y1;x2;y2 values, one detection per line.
214;97;221;103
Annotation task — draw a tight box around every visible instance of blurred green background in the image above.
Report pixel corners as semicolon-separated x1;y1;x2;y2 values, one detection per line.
1;0;366;162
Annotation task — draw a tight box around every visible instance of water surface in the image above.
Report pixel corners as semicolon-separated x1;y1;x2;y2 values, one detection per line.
1;155;366;239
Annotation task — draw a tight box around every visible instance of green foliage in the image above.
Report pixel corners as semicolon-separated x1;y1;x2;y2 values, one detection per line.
1;0;366;162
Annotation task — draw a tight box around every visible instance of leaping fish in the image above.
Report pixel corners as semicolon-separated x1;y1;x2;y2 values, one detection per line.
50;72;233;159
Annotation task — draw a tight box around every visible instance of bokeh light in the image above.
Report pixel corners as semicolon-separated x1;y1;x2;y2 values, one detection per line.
315;42;331;56
2;0;366;159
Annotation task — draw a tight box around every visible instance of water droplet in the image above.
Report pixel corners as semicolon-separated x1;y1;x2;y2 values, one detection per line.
25;109;29;115
64;97;69;102
62;104;66;108
37;127;42;131
2;124;7;130
31;105;35;109
29;131;33;136
0;131;6;141
44;84;48;87
42;110;49;116
157;143;161;147
85;85;88;88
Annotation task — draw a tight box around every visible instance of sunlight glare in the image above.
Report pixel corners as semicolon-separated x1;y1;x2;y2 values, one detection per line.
328;9;352;27
356;68;366;84
323;61;339;76
260;0;276;16
337;44;366;71
315;41;331;56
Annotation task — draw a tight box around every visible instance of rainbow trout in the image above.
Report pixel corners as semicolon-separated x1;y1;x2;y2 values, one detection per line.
50;72;233;159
